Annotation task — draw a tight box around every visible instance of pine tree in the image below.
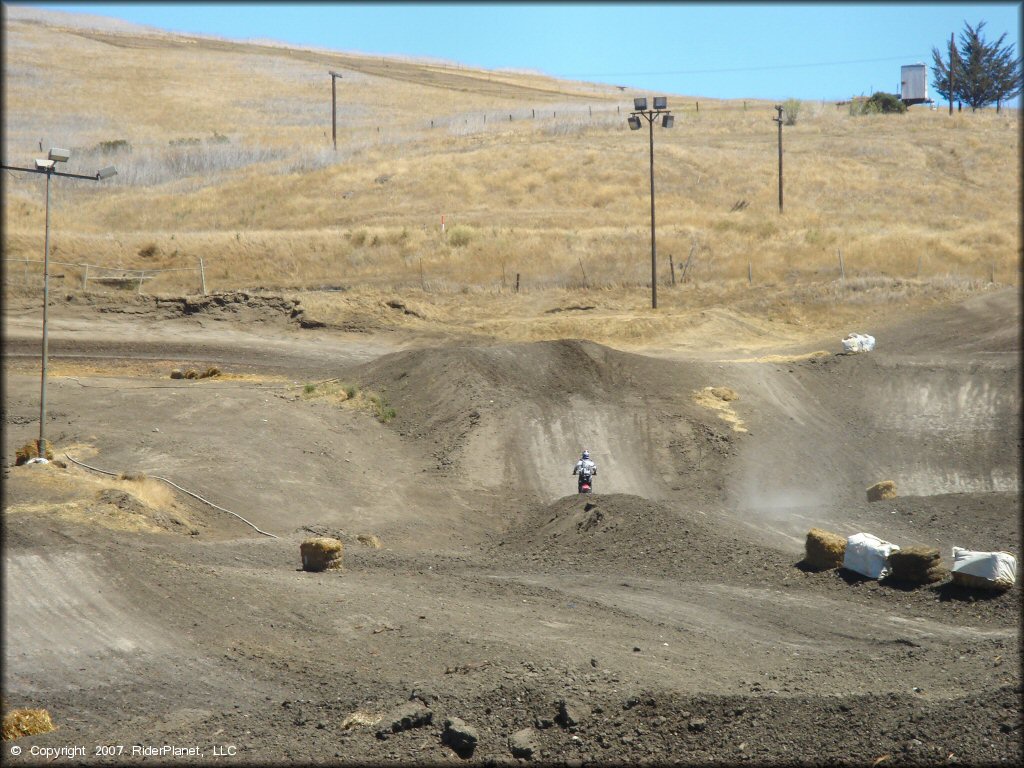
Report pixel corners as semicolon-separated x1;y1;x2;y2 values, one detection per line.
931;21;1022;111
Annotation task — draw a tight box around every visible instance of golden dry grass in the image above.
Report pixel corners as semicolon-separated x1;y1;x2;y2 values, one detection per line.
693;387;747;432
2;9;1018;313
4;459;186;534
14;440;54;464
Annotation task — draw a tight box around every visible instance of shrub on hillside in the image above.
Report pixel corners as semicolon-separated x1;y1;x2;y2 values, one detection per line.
857;92;907;115
782;98;801;126
97;139;131;154
447;225;474;248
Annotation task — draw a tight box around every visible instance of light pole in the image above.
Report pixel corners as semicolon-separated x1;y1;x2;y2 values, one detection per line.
1;149;116;461
628;96;674;309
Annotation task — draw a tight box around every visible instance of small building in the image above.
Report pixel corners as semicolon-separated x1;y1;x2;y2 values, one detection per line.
900;63;932;106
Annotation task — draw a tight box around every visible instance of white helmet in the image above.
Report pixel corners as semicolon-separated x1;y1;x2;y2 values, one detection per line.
581;450;590;460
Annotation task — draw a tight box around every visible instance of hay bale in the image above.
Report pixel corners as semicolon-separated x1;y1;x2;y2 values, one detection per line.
2;708;55;740
887;563;949;586
202;366;221;379
300;537;344;572
356;533;382;549
951;571;1013;592
170;368;184;379
14;440;54;465
866;480;897;502
804;527;846;570
184;368;200;380
889;545;943;583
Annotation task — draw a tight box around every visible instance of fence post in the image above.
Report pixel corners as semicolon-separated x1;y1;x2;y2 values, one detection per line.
838;249;845;282
681;243;696;282
82;264;89;291
748;261;753;285
515;273;520;293
669;254;676;286
199;257;207;295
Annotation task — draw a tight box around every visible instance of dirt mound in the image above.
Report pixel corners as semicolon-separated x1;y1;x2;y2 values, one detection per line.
497;494;793;582
878;287;1019;356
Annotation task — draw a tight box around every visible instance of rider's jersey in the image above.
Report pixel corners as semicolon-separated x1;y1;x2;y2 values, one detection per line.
574;459;597;477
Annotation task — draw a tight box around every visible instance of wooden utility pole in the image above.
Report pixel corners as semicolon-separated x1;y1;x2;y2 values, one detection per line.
773;105;784;213
329;71;342;150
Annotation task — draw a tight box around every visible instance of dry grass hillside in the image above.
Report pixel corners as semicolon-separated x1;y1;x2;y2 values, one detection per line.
2;8;1020;311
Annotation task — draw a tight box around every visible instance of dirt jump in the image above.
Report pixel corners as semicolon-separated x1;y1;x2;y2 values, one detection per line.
2;287;1020;765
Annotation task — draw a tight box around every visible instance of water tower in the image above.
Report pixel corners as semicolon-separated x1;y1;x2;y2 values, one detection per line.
900;63;932;106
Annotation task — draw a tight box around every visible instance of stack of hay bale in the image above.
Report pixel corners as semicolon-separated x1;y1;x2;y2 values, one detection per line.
300;537;344;572
886;545;947;585
804;528;847;571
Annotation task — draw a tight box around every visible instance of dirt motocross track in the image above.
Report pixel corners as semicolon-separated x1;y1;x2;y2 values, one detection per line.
2;288;1020;766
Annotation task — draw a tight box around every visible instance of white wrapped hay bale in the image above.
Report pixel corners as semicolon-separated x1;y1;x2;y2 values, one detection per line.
843;532;900;580
842;333;875;353
950;547;1016;591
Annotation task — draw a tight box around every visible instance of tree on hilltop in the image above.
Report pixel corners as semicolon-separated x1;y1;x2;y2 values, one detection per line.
931;20;1022;111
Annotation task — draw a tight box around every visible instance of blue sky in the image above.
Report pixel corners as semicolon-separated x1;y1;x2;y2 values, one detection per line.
12;2;1023;102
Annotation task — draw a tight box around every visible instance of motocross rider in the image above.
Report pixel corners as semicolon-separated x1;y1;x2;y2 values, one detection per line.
573;450;597;492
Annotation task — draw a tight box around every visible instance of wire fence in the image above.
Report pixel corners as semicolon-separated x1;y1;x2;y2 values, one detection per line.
3;258;206;294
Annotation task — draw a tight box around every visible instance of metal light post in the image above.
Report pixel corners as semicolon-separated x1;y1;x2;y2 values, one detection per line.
628;96;674;309
1;149;116;460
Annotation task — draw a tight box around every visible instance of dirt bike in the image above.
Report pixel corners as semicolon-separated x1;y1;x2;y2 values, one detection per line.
577;468;594;494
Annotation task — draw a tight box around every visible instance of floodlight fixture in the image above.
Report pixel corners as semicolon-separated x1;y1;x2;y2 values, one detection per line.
653;96;668;110
96;165;117;180
48;147;71;163
662;114;674;128
627;115;642;130
35;158;55;170
633;96;647;111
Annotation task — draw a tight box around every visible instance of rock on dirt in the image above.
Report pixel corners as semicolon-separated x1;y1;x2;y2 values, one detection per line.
510;727;539;758
375;701;432;739
441;716;479;758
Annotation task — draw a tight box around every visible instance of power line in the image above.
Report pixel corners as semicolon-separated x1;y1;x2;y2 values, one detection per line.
565;55;923;79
